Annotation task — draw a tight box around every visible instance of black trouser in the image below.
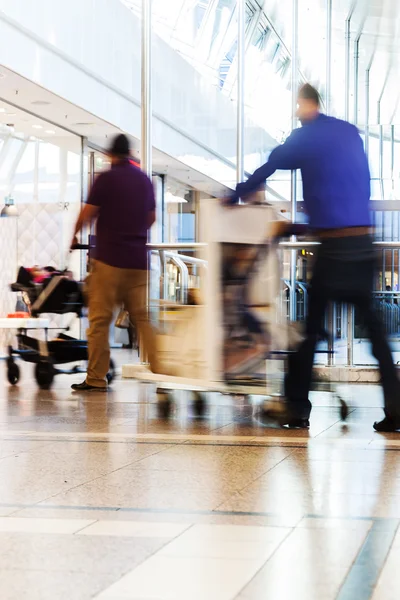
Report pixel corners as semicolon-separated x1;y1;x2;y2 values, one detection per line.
285;235;400;420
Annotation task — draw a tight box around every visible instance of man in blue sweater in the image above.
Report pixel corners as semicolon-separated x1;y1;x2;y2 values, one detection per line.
230;84;400;432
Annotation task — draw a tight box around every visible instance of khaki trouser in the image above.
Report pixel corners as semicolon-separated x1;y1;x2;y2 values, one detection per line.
86;260;158;387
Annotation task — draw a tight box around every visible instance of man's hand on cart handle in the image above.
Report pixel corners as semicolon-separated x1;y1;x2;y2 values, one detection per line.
222;188;265;207
280;223;309;238
270;222;309;242
70;236;79;251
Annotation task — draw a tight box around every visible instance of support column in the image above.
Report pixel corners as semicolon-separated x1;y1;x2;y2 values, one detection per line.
79;137;89;340
88;151;96;235
365;64;371;158
344;5;354;121
289;0;299;322
236;0;245;186
326;0;334;364
141;0;152;364
353;33;361;124
141;0;152;178
79;137;89;273
345;6;355;365
391;124;395;194
326;0;332;112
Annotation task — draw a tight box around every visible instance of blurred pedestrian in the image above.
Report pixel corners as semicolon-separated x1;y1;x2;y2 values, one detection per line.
229;84;400;432
71;134;158;391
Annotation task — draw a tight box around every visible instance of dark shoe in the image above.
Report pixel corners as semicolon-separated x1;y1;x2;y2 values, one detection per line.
71;381;108;392
373;417;400;432
279;417;310;429
261;401;310;429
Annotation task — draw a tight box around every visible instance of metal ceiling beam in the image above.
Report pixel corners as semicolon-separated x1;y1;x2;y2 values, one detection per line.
237;0;245;185
345;2;356;121
289;0;299;322
326;0;332;113
141;0;152;178
377;65;392;125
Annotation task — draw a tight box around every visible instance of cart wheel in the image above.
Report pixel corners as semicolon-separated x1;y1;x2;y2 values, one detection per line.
106;359;116;384
35;361;55;390
7;361;20;386
192;391;207;417
157;389;173;418
338;396;349;422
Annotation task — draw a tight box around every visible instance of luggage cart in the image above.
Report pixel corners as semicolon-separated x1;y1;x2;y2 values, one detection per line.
123;201;349;424
6;248;115;389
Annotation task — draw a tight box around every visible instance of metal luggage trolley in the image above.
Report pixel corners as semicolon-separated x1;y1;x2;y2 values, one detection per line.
123;201;349;423
6;248;115;389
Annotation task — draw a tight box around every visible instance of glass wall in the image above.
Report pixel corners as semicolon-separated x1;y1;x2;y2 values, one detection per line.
0;126;82;278
119;0;400;368
0;102;83;345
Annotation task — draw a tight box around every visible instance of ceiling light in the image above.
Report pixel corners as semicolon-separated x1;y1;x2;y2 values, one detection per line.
45;129;55;134
31;100;51;106
32;124;43;130
0;108;5;113
4;113;16;117
165;192;187;204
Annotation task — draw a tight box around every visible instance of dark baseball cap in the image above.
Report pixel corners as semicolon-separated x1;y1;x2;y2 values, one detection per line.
109;134;131;157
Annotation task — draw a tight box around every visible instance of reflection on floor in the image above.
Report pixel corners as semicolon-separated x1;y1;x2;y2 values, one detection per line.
0;357;400;599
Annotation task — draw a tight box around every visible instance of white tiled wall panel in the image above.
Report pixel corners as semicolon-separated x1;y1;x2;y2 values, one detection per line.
0;218;18;352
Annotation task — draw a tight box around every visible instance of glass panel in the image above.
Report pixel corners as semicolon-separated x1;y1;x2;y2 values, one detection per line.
368;127;380;180
12;141;36;204
244;11;292;176
298;0;327;106
152;0;237;186
0;137;23;182
164;180;195;244
37;142;61;203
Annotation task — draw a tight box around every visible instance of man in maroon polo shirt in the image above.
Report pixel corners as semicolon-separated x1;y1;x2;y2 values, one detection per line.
71;134;157;391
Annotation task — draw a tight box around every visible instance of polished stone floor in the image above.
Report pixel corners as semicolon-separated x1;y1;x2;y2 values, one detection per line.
1;354;400;599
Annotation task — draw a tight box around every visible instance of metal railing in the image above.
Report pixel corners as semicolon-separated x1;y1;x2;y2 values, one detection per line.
149;245;207;305
148;240;400;367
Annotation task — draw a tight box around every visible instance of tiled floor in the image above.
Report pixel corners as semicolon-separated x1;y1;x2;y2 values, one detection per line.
1;355;400;599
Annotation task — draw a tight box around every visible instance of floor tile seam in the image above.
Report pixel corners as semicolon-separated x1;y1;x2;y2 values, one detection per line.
209;421;239;434
4;507;31;517
99;532;187;591
230;452;296;497
0;420;49;426
313;415;351;439
367;519;400;595
0;435;370;449
201;422;244;436
0;566;108;574
89;443;193;481
335;518;400;600
2;502;400;523
22;466;130;510
79;444;196;486
0;436;188;447
0;431;310;446
209;451;301;510
0;430;247;442
71;519;99;535
233;521;299;598
3;428;388;446
0;519;97;535
101;533;279;598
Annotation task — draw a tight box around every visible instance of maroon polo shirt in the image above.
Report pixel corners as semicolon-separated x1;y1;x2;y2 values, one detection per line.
87;159;155;270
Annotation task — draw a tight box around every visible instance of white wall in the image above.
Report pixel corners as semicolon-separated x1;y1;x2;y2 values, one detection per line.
0;0;275;187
